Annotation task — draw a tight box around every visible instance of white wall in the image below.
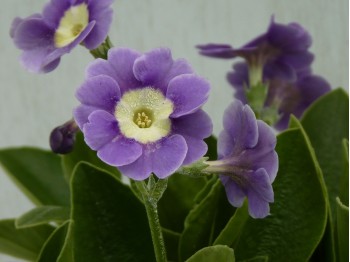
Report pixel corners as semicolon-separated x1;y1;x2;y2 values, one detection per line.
0;0;348;261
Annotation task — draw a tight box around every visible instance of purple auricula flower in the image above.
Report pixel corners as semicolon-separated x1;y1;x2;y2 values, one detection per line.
205;100;278;218
10;0;114;73
227;62;331;130
197;17;314;84
73;47;212;180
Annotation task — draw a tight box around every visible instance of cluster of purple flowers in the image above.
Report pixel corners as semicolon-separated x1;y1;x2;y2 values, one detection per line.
198;17;331;130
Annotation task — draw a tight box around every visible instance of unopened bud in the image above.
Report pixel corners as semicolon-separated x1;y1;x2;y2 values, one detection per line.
49;119;79;154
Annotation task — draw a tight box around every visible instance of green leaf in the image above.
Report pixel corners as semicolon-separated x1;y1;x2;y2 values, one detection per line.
234;128;327;262
336;197;349;262
241;256;269;262
158;173;207;233
186;245;235;262
301;88;349;221
0;219;54;260
61;132;121;182
16;206;70;228
214;201;249;247
162;227;181;262
179;180;224;261
37;221;70;262
340;139;349;206
204;136;218;161
0;147;70;206
57;221;74;262
71;162;155;261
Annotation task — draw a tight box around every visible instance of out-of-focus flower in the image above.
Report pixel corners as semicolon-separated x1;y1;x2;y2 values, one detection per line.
227;62;331;130
10;0;114;73
50;119;79;154
205;100;278;218
197;17;314;85
74;47;212;180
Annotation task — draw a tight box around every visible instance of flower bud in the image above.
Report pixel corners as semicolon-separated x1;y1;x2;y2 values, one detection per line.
49;120;78;154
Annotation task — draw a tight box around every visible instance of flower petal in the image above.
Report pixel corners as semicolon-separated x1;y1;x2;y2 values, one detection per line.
167;74;210;117
83;110;119;150
73;104;99;129
42;0;71;29
221;176;246;207
118;135;188;180
76;75;120;113
196;43;238;59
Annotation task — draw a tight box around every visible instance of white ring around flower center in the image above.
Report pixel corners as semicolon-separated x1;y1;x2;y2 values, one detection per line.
115;88;174;144
54;3;89;48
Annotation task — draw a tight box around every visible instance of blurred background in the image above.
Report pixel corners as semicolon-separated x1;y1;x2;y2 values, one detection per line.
0;0;348;260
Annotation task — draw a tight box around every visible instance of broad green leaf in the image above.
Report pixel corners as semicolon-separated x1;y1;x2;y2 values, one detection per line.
61;132;121;182
336;197;349;262
158;173;207;233
214;201;249;247
339;139;349;206
57;221;74;262
204;136;218;160
301;88;348;221
179;180;226;261
16;206;70;228
71;162;155;261
234;128;327;262
0;147;69;206
241;256;269;262
186;245;235;262
37;221;70;262
0;219;54;260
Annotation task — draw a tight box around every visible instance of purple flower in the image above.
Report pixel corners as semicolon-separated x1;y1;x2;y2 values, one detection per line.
206;100;278;218
49;119;79;154
197;17;314;84
74;47;212;180
10;0;113;73
227;62;331;130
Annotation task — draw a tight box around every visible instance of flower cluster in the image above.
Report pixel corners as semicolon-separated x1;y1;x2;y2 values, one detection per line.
10;0;113;73
197;17;330;129
74;47;212;180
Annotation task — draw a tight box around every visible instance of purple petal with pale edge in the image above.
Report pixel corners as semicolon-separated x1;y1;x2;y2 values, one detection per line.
97;138;142;167
217;130;235;159
19;48;59;73
42;0;71;29
86;48;142;93
76;75;120;113
220;175;246;207
10;17;24;38
172;110;212;164
246;168;273;218
83;110;118;150
167;74;210;118
222;101;258;152
73;104;99;129
13;18;54;50
118;135;188;180
83;0;113;49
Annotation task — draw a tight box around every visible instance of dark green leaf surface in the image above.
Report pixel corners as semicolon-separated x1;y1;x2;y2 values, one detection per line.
162;227;181;262
37;222;70;262
186;245;235;262
0;147;69;206
234;128;327;262
0;219;54;260
61;132;121;182
204;136;218;161
71;162;155;262
16;206;70;228
340;139;349;206
336;197;349;262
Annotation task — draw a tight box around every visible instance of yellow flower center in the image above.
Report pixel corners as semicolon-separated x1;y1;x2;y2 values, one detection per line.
115;88;174;144
54;3;89;48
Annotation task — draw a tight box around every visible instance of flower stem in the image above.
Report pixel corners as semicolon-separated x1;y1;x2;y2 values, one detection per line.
135;179;167;262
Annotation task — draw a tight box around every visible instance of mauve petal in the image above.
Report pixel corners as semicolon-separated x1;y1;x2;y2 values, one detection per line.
221;176;246;207
83;110;118;150
278;51;314;71
217;130;235;159
83;1;113;49
73;104;99;129
20;48;58;73
167;74;210;118
264;60;296;82
119;135;188;180
181;137;207;165
197;43;238;59
275;114;290;131
222;101;258;152
98;138;143;167
13;18;54;50
10;17;24;38
252;151;279;183
86;48;142;93
42;0;71;29
246;168;274;218
76;75;120;113
267;20;312;52
297;74;331;104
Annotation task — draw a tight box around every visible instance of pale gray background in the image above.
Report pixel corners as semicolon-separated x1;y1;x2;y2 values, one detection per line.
0;0;348;261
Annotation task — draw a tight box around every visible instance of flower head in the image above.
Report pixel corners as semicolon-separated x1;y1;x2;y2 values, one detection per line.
197;17;314;84
207;100;278;218
227;62;331;130
10;0;114;73
74;47;212;180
